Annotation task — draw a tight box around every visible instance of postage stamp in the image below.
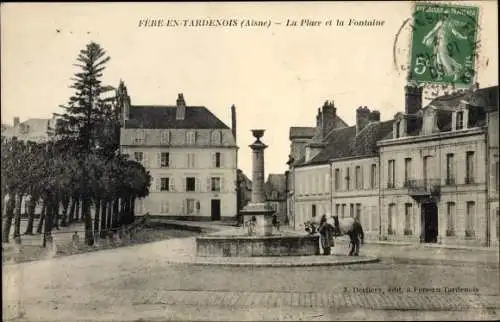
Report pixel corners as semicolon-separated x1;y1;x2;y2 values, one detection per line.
408;2;480;87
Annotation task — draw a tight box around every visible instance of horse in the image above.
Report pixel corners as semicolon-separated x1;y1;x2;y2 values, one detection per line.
330;215;364;256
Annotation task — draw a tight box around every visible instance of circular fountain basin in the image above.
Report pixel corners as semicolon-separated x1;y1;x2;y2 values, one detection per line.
196;234;320;257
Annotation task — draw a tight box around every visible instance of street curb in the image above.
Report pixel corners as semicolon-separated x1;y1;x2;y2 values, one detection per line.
164;255;381;267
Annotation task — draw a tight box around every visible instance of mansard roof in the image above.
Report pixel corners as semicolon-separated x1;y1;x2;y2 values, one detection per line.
125;105;230;130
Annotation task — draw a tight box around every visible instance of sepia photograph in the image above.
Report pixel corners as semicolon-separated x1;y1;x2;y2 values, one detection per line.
1;1;499;321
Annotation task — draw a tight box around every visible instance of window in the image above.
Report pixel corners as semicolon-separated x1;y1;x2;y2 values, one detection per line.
335;169;341;190
186;177;196;192
423;156;431;184
456;111;464;130
312;204;317;218
350;204;354;217
160;200;169;214
395;121;400;138
211;177;221;192
213;152;223;168
346;168;350;190
160;177;170;191
355;203;361;221
494;158;499;191
466;201;475;236
446;202;455;236
196;201;201;212
446;153;455;185
404;158;412;186
159;152;169;168
404;203;412;235
186;131;196;145
335;204;340;217
211;131;221;145
466;151;475;184
134;151;143;163
388;160;395;188
186;199;195;214
370;164;377;189
388;203;396;235
341;204;346;218
355;166;363;189
134;130;145;144
187;153;196;168
160;131;170;145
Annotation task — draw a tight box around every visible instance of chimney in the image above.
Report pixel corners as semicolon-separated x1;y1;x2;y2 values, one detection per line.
369;110;381;122
231;104;237;142
404;83;423;114
314;108;323;141
176;93;186;120
321;100;337;138
356;106;371;135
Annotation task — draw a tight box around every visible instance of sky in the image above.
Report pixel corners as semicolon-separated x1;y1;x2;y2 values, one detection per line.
1;2;498;178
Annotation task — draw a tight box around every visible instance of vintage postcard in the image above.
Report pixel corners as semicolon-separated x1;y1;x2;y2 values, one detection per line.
1;1;498;321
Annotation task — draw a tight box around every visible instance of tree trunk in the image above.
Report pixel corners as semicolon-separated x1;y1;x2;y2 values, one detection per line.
42;198;54;248
106;200;113;235
2;195;16;243
93;199;101;238
60;196;70;227
112;198;120;229
36;200;47;234
75;199;81;222
24;197;37;235
53;198;60;230
13;194;23;243
100;199;108;238
83;197;94;246
131;197;136;223
68;197;77;224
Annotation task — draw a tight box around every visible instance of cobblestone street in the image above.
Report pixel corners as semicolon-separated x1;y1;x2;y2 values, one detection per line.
3;233;499;321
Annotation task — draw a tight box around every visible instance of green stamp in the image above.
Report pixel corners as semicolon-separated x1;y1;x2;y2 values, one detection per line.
409;3;479;86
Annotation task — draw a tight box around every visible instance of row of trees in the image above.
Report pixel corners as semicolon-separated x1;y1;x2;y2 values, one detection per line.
2;42;151;246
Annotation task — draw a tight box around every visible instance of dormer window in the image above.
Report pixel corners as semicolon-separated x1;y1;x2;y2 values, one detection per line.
211;131;221;145
395;121;400;138
160;131;170;145
456;111;464;130
186;131;196;145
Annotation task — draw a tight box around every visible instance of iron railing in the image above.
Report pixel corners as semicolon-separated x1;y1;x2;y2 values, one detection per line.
406;179;441;196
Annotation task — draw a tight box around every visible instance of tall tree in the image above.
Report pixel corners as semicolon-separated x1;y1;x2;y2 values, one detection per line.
55;42;111;245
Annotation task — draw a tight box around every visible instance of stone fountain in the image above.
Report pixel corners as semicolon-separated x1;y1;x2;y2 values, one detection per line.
196;129;320;257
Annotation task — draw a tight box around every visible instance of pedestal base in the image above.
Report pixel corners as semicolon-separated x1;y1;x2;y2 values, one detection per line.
240;203;275;236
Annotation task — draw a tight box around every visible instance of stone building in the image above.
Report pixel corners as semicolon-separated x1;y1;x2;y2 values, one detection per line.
264;173;287;225
1;116;57;143
378;84;498;246
117;82;238;220
288;84;498;247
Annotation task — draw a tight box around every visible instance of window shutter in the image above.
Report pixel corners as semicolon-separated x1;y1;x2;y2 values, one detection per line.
220;152;225;168
206;177;211;192
143;152;149;168
181;177;186;192
180;200;185;214
192;153;196;168
157;152;161;168
155;177;161;192
211;153;216;168
186;154;190;168
220;177;225;193
195;177;201;192
169;177;175;191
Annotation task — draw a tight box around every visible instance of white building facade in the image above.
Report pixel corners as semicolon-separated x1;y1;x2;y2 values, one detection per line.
118;83;238;220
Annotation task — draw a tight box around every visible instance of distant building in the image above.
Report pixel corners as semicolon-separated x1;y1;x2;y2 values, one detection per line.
1;116;57;143
264;173;287;225
237;169;252;212
485;89;499;247
117;81;238;221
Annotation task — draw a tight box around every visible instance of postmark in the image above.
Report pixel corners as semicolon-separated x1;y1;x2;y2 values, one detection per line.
408;2;480;87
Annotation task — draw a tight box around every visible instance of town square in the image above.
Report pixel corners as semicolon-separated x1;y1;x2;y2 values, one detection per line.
2;2;499;321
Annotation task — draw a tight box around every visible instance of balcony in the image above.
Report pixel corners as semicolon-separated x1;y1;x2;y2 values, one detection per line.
407;179;441;198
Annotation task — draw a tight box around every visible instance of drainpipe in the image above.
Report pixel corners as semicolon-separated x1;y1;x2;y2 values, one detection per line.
485;126;490;247
329;160;333;217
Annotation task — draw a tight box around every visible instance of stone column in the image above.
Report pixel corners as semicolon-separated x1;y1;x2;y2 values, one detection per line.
250;137;267;203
